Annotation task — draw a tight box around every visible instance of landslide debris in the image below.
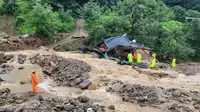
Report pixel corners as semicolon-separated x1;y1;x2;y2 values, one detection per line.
30;54;92;89
0;88;105;112
0;53;14;64
0;38;42;52
0;64;14;74
107;83;200;111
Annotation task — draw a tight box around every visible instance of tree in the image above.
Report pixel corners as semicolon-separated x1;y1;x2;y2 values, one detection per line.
1;0;18;15
88;12;131;47
156;20;195;60
172;6;186;22
186;19;200;59
18;1;63;42
113;0;173;48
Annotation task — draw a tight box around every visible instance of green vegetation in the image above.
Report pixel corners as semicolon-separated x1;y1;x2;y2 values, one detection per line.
81;0;200;60
0;0;200;60
0;0;75;42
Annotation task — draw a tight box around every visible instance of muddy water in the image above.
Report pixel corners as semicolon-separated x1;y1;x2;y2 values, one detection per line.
1;64;44;83
2;50;200;112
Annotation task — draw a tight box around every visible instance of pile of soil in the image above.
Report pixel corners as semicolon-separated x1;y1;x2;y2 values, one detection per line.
0;89;35;107
30;55;92;89
175;63;200;76
54;38;86;51
107;83;200;111
0;88;105;112
0;38;42;52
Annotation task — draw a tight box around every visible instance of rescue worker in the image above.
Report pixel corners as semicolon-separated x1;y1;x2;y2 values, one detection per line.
137;52;142;64
127;52;133;63
150;53;156;69
133;52;137;62
171;58;176;68
31;70;38;94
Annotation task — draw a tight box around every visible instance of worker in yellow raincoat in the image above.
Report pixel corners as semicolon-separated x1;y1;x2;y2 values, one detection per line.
137;53;142;64
150;53;156;69
171;58;176;68
127;53;133;63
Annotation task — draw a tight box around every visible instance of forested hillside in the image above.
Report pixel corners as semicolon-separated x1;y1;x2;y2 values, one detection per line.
0;0;200;60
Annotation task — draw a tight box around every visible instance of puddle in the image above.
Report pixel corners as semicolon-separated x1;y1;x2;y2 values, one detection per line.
1;64;44;83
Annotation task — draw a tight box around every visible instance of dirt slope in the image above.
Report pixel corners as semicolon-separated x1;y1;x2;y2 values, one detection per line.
47;19;87;49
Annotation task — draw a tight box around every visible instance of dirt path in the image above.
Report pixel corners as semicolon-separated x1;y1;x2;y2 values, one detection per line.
46;19;87;49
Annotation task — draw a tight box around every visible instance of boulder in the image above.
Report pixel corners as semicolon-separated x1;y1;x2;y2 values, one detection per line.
78;80;91;89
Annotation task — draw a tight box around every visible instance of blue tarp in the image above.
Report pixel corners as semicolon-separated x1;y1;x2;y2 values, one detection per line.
104;35;143;52
103;52;120;61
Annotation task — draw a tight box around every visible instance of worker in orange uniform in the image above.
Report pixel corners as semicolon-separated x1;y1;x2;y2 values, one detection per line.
133;52;137;62
31;70;38;94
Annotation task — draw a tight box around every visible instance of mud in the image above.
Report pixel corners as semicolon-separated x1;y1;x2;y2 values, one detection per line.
175;63;200;76
0;88;105;112
0;38;42;52
30;54;92;88
107;82;200;111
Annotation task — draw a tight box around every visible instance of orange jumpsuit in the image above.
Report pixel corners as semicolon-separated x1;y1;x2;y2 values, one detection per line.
31;73;38;94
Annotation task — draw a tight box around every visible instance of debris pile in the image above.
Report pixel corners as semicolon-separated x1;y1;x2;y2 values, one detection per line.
0;38;42;52
0;88;105;112
0;64;14;74
31;55;92;89
0;53;14;64
0;88;35;107
107;83;200;111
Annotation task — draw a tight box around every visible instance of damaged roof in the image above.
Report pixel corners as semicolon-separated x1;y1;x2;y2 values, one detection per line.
104;35;147;52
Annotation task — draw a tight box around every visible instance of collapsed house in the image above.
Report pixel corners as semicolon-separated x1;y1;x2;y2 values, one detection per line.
94;35;151;61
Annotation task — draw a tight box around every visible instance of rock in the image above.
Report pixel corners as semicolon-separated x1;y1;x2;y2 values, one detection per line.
0;100;5;106
86;108;95;112
136;96;147;102
18;66;25;70
110;83;123;92
4;55;14;61
6;106;16;112
88;82;100;90
14;105;25;112
20;81;26;85
63;104;74;111
78;96;90;103
74;78;83;85
7;98;15;103
18;55;26;64
108;105;115;110
38;95;44;101
0;77;4;82
0;53;6;64
0;68;3;74
43;69;53;75
78;80;91;89
56;105;64;110
0;88;10;95
31;100;41;109
15;100;24;104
